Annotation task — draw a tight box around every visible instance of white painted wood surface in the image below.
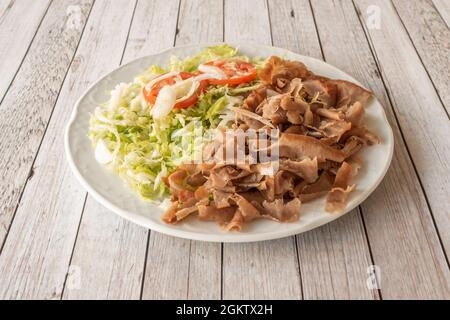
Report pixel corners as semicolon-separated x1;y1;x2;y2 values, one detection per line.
0;0;136;299
0;0;93;248
0;0;449;300
0;0;51;102
392;0;450;114
314;0;450;299
433;0;450;28
63;197;148;300
64;0;178;300
354;0;450;260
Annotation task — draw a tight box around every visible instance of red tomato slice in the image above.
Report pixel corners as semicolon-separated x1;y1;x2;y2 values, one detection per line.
143;72;192;104
142;72;207;109
204;59;257;86
173;79;208;109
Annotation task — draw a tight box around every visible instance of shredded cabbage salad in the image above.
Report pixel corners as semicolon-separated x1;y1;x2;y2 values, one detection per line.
89;45;264;201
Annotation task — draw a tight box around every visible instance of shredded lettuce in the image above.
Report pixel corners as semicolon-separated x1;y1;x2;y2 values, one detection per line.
89;45;260;201
169;44;237;72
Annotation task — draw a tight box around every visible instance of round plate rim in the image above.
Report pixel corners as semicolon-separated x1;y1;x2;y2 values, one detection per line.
64;42;394;243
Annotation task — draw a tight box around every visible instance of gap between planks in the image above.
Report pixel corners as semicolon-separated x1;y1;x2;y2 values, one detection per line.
391;0;450;119
62;0;140;300
64;0;175;300
353;0;450;267
0;0;52;106
0;0;137;299
354;0;450;269
0;0;97;258
0;0;96;253
314;1;448;297
0;0;446;300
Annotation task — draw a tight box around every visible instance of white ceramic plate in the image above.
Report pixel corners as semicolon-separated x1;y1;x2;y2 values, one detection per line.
65;43;394;243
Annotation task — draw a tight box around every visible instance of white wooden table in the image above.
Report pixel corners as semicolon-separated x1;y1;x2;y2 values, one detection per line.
0;0;449;300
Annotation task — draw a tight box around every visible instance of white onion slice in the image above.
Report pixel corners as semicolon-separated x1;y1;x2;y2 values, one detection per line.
151;86;176;119
172;73;226;104
95;125;121;157
144;71;179;92
148;71;230;118
172;79;199;103
193;72;227;81
198;64;227;77
95;139;114;164
174;72;228;103
172;78;194;96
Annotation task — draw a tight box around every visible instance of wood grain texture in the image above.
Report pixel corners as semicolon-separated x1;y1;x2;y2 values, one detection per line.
355;0;450;262
268;0;377;300
297;211;377;299
393;0;450;115
0;0;94;249
63;0;181;300
433;0;450;28
223;0;302;300
0;0;51;102
0;0;448;300
223;239;302;300
0;0;136;299
312;0;450;299
62;198;148;300
141;0;223;300
224;0;271;44
177;0;223;45
268;0;322;58
126;0;180;58
187;240;222;299
142;233;191;299
143;237;221;300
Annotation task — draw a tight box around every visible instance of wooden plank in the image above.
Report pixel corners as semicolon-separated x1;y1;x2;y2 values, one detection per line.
0;0;136;299
268;0;323;59
223;239;301;299
0;1;11;14
224;0;271;44
0;0;94;248
354;0;450;298
297;211;378;299
187;240;222;299
0;0;51;102
142;233;190;300
63;0;181;300
62;198;148;300
177;0;223;45
125;0;180;58
357;0;450;255
141;0;223;300
222;0;302;300
393;0;450;115
269;0;377;300
433;0;450;28
312;0;450;299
